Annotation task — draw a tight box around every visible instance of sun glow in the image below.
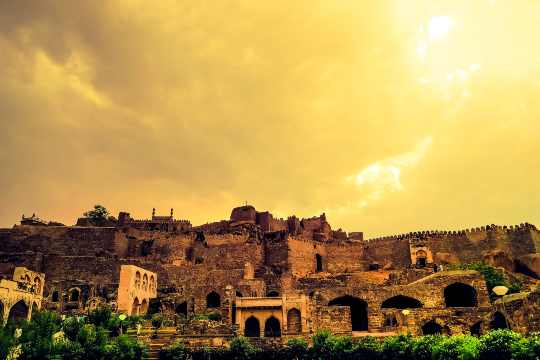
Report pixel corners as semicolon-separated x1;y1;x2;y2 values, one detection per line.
427;16;454;41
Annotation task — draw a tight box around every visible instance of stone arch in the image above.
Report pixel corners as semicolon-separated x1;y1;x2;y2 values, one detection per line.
264;316;281;337
444;283;477;307
206;291;221;308
8;300;28;323
149;275;155;291
52;290;60;302
287;308;302;334
140;299;148;314
416;250;427;267
470;321;482;336
235;291;243;297
131;297;140;315
266;290;279;297
244;316;260;337
422;319;443;335
316;254;323;272
328;295;368;331
24;274;30;283
175;301;188;317
33;277;42;294
381;295;423;309
69;288;80;302
490;311;509;330
142;274;148;291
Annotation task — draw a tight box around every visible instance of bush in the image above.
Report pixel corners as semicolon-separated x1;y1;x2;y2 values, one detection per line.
228;336;259;360
413;335;443;360
207;311;222;321
18;310;63;359
382;334;415;360
57;324;108;360
152;313;165;329
63;316;85;341
478;329;522;360
0;325;15;360
160;340;189;360
352;336;382;360
284;338;309;360
432;335;479;360
512;332;540;360
88;306;114;328
105;334;147;360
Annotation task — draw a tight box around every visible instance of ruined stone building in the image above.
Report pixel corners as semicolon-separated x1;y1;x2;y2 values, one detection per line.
0;205;539;341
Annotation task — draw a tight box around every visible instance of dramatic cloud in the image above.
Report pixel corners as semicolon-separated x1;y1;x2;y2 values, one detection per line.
1;0;540;237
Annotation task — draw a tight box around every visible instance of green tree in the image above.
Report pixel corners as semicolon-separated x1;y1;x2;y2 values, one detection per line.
84;205;110;224
413;335;443;360
382;334;415;360
105;334;147;360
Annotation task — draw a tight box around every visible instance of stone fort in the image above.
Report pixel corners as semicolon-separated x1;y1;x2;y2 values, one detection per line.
0;205;539;345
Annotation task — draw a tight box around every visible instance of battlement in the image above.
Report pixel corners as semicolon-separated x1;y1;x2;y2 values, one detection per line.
366;222;537;242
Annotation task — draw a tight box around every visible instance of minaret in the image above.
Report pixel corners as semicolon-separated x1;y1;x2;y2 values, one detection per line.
170;208;174;218
152;208;156;218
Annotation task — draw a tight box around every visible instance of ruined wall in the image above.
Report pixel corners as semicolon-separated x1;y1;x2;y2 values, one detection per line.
288;238;326;277
312;305;351;334
363;237;411;269
325;241;365;273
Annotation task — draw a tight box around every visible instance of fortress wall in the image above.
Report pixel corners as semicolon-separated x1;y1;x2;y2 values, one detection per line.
325;241;365;273
363;237;411;268
288;237;326;277
264;236;289;270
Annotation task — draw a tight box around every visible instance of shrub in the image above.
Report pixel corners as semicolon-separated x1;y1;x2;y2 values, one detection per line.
311;329;333;357
57;324;108;360
18;310;63;360
381;334;415;360
152;313;165;329
282;338;308;360
228;336;259;360
0;325;15;360
88;306;114;328
207;311;222;321
159;340;189;360
478;329;522;360
413;335;443;360
512;332;540;360
105;334;147;360
352;336;382;360
63;316;85;341
433;335;479;360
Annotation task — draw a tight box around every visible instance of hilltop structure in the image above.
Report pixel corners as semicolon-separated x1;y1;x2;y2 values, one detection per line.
0;205;539;344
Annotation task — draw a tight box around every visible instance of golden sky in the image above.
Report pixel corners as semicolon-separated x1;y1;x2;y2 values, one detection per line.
1;0;540;237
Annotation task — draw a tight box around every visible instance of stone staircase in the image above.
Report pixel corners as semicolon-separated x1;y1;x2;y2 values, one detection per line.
129;327;177;360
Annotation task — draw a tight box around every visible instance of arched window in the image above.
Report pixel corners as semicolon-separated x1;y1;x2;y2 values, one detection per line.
444;283;477;307
328;296;368;331
490;312;509;330
52;291;60;302
8;300;28;323
244;316;260;337
135;272;141;289
422;320;443;335
381;295;423;309
175;302;188;317
287;308;302;334
206;291;221;308
142;274;148;291
236;291;243;297
266;291;279;297
149;276;155;291
132;298;140;315
316;254;323;272
24;275;31;283
264;316;281;337
69;288;80;302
